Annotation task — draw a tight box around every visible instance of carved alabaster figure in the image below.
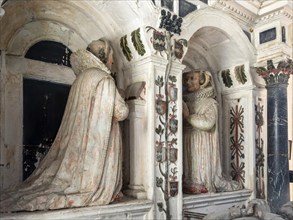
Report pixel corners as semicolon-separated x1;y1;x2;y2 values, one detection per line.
182;70;243;194
0;39;129;212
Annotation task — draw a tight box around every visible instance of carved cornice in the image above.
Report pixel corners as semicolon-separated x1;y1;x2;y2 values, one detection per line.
255;6;293;26
210;0;293;29
210;0;257;28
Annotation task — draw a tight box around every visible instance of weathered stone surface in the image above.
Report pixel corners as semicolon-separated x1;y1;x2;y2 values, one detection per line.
203;199;287;220
278;201;293;220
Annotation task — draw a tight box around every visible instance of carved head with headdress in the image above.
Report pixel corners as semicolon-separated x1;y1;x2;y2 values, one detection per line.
86;38;114;71
70;38;114;76
183;70;212;92
183;70;216;101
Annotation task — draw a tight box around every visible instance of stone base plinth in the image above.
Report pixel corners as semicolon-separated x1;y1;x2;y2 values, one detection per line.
123;185;147;199
0;198;153;220
183;189;252;215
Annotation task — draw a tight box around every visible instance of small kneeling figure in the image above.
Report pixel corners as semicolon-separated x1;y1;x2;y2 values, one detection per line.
182;70;243;194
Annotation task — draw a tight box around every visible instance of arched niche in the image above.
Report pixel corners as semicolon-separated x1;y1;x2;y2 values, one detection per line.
7;20;86;57
0;38;76;189
22;40;73;180
181;8;257;191
181;8;255;68
0;1;113;53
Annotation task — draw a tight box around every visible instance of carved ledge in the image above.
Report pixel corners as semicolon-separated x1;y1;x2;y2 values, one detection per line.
183;189;253;214
255;6;293;26
210;0;257;27
256;43;292;66
0;198;153;220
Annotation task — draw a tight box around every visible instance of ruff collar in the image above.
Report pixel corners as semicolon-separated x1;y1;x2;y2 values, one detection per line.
183;86;215;102
70;49;111;76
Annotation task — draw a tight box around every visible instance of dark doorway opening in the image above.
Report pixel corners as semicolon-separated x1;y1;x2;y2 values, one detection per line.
23;78;70;180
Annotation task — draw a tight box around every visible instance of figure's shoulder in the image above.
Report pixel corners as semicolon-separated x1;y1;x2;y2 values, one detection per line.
71;49;111;76
78;68;113;85
205;97;218;106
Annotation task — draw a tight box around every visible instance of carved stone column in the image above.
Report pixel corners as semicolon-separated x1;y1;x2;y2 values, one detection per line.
123;99;147;199
257;59;292;212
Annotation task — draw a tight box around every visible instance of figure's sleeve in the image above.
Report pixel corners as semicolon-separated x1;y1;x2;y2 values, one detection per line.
187;103;217;131
113;89;129;121
182;101;190;119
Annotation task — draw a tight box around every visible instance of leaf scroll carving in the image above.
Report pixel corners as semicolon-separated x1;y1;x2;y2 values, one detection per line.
131;28;146;56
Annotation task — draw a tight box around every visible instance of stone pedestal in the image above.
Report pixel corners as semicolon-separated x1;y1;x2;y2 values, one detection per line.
123;99;147;199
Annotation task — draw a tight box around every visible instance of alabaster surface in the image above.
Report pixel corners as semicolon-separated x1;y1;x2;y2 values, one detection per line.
0;49;129;212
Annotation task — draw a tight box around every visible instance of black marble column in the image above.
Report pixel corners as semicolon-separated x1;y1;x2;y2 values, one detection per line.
258;60;292;213
267;81;289;213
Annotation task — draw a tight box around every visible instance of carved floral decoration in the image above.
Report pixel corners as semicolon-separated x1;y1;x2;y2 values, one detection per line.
234;64;247;84
147;9;187;60
221;69;233;88
120;27;146;62
255;101;265;199
120;35;132;61
230;101;245;185
155;74;179;197
256;59;293;85
151;8;187;220
131;28;146;56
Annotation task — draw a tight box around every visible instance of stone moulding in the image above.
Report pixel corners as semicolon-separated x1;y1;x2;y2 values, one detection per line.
183;189;252;213
0;199;153;220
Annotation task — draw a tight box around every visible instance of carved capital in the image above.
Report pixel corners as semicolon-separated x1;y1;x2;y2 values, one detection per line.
256;59;293;87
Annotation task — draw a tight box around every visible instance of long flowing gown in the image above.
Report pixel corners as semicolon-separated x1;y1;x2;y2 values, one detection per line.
183;87;242;193
0;49;129;211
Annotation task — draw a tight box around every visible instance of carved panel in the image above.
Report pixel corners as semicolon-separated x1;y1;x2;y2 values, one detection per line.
229;100;245;185
259;28;276;44
255;100;265;199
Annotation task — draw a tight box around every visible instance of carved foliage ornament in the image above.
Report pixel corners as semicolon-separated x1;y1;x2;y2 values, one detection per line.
221;69;233;88
234;65;247;85
256;59;293;85
230;101;245;185
255;102;265;199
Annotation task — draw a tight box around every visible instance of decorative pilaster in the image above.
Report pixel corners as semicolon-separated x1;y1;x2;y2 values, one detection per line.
119;8;187;219
146;9;187;220
256;59;292;212
255;100;265;199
